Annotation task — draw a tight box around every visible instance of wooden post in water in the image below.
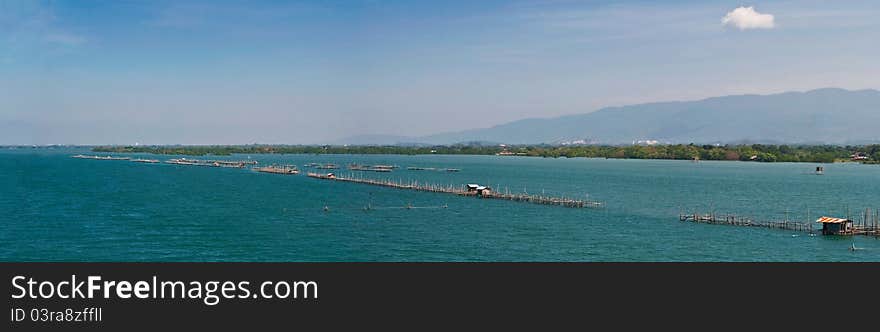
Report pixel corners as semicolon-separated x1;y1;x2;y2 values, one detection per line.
874;208;878;234
807;207;811;234
784;209;789;230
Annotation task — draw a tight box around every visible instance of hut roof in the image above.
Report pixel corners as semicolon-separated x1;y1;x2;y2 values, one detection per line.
816;216;849;224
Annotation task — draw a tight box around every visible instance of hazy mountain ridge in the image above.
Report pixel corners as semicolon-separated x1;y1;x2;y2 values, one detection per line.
334;88;880;145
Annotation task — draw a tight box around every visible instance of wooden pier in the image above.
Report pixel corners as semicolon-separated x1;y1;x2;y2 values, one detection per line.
348;164;393;172
407;166;461;172
165;158;256;168
131;158;160;163
72;155;130;160
680;210;880;237
307;172;604;209
851;208;880;236
680;212;815;233
254;165;299;175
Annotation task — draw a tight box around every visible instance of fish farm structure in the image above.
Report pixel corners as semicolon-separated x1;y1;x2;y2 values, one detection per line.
679;209;880;237
307;172;604;209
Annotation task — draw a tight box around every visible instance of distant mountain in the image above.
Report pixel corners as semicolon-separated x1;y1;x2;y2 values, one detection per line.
337;88;880;145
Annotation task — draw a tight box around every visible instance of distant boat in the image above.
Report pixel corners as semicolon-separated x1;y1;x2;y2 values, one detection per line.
815;166;824;175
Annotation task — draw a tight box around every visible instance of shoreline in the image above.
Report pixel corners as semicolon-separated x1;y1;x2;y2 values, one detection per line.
85;144;880;165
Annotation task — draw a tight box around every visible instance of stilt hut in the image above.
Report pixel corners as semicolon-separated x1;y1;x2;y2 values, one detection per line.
816;216;852;235
465;184;491;196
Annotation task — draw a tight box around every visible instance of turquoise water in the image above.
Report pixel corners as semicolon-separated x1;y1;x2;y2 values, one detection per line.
2;147;879;261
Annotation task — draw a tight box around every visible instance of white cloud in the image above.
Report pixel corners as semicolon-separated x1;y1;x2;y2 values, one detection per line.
722;6;775;30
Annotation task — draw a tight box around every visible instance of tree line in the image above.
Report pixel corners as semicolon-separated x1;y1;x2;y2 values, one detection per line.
92;144;880;163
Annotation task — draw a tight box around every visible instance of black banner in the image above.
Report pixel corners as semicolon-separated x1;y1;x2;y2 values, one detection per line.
2;263;876;330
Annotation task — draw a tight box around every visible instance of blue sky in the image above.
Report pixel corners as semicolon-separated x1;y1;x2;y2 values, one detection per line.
1;0;878;144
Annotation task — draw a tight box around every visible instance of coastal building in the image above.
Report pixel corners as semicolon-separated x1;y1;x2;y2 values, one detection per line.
851;152;868;161
816;216;852;235
495;149;527;156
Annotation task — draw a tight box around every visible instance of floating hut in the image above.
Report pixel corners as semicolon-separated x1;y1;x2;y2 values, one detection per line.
817;216;852;235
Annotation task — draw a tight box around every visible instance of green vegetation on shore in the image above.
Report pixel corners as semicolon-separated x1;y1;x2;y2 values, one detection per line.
92;144;880;163
93;145;498;156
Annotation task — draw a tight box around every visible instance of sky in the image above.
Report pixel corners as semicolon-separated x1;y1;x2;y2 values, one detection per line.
1;0;878;145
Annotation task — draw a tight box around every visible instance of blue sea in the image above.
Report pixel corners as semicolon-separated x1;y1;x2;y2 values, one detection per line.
2;147;879;261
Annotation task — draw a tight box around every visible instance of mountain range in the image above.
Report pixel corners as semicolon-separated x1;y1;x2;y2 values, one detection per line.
333;88;880;145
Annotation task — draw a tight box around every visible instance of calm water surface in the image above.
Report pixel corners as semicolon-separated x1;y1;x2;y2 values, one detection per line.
2;147;879;261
